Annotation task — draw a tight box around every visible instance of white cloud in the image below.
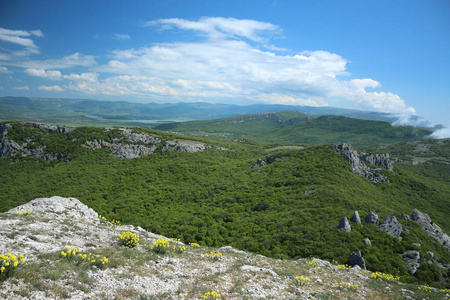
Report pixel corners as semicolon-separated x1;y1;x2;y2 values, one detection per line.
0;20;417;116
429;127;450;139
30;30;44;37
0;66;8;73
0;28;40;55
25;68;62;80
13;85;29;90
8;52;97;69
63;72;98;82
145;17;282;42
114;34;131;40
38;85;63;92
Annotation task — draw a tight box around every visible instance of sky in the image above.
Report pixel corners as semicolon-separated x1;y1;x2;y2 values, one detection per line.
0;0;449;136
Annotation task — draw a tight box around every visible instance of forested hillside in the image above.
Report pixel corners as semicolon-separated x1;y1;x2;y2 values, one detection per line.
1;122;449;287
155;111;433;147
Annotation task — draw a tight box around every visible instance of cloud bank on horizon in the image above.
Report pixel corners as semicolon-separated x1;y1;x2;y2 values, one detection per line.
0;17;423;118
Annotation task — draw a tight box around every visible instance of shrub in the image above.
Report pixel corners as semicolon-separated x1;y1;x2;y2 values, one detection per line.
151;238;170;254
60;247;108;269
0;253;26;281
118;231;139;248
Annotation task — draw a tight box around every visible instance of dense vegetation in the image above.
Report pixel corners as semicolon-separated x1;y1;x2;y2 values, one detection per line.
1;122;449;287
155;111;433;147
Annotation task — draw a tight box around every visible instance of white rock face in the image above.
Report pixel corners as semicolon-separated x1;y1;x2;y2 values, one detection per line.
7;196;99;222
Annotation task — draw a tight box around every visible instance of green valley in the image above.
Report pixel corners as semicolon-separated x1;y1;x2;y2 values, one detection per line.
1;121;449;288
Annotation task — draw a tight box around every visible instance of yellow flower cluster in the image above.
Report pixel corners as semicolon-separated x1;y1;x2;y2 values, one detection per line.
440;288;450;293
0;253;25;275
170;238;181;242
370;271;400;281
204;252;222;260
306;260;320;267
173;245;186;253
152;238;170;254
99;215;121;228
418;285;432;292
201;290;221;299
60;247;108;265
338;281;361;290
15;210;31;215
189;242;200;247
118;231;139;248
337;264;351;270
294;275;310;286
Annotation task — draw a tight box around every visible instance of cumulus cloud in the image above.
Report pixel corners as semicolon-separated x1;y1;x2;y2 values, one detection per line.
0;20;417;116
38;85;63;92
25;68;62;80
63;72;98;82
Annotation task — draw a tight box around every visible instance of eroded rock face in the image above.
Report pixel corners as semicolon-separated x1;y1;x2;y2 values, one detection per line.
338;217;351;232
362;237;371;246
365;211;380;225
352;211;361;224
330;143;393;184
7;196;99;222
411;209;450;251
349;250;366;269
402;250;420;275
379;216;403;238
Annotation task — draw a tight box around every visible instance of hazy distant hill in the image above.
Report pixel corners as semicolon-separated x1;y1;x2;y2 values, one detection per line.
0;96;419;127
155;111;433;147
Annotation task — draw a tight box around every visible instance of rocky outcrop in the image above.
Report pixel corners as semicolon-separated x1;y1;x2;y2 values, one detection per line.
0;139;67;161
7;196;99;222
0;123;12;138
338;217;351;232
251;158;266;169
110;143;158;159
121;129;161;144
32;122;74;133
379;216;403;238
411;209;450;251
251;156;281;168
402;251;420;275
362;237;371;246
162;140;210;153
0;139;23;157
352;211;361;224
349;250;366;269
365;211;380;225
330;143;393;184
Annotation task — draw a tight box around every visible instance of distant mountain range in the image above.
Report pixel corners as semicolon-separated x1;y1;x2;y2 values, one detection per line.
0;96;432;128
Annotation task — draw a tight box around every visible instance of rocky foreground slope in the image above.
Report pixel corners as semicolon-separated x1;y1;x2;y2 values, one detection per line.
1;196;449;299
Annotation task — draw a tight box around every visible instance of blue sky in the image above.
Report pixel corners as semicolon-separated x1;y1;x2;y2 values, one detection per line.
0;0;449;135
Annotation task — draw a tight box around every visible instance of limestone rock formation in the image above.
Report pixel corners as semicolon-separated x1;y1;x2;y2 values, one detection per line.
349;250;366;269
365;211;380;225
411;209;450;251
402;251;420;275
379;216;403;238
7;196;99;222
338;217;351;232
330;143;393;184
251;158;266;169
362;237;371;246
352;211;361;224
